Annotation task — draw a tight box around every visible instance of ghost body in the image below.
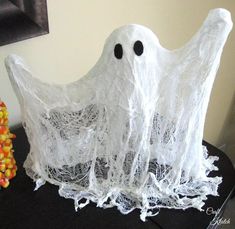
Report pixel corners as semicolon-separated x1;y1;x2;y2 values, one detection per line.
6;8;232;221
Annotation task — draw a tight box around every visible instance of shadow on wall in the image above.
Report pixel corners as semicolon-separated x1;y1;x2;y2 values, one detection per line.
218;92;235;166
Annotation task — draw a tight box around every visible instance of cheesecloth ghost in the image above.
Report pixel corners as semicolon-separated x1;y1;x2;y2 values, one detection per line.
5;8;232;221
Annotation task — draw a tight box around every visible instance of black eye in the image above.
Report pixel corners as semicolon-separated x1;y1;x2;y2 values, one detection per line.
133;40;144;56
114;43;123;59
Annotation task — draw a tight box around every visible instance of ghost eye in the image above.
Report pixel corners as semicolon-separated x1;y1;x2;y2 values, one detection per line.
133;40;144;56
114;43;123;59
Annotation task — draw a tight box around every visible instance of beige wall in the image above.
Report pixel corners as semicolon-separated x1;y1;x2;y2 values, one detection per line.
0;0;234;146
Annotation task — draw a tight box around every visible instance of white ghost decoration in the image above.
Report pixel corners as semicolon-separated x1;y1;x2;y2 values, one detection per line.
5;8;232;221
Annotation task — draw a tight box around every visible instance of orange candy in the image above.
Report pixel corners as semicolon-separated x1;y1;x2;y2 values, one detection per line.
3;145;11;152
0;163;6;172
0;126;8;135
0;101;16;189
5;169;11;178
0;178;10;188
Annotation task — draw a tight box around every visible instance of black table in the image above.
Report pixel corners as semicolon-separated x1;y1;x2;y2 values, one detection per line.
0;126;234;229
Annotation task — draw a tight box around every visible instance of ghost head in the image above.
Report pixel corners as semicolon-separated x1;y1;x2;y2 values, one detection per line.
5;8;232;221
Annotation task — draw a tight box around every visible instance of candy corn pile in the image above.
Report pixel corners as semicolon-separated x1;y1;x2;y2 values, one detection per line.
0;101;16;188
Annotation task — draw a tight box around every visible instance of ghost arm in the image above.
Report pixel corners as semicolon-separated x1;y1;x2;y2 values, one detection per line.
5;55;66;109
174;8;233;83
157;9;233;180
5;54;100;139
155;8;233;169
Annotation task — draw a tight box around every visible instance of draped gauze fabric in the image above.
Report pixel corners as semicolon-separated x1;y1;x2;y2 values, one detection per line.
5;8;232;221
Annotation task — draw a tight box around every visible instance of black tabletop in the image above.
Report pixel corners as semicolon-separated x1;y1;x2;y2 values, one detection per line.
0;126;234;229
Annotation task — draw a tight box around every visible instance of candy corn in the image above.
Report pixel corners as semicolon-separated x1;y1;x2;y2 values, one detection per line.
0;101;16;188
